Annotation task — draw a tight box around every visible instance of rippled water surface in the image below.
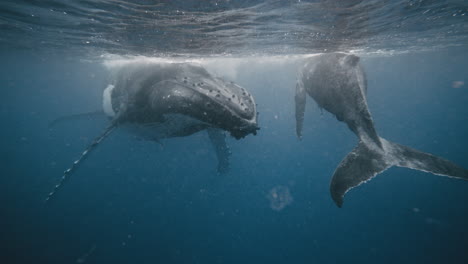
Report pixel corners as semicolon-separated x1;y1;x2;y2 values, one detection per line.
1;0;467;56
2;1;468;264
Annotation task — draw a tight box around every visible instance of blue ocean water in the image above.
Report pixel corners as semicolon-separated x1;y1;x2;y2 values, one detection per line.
1;1;468;264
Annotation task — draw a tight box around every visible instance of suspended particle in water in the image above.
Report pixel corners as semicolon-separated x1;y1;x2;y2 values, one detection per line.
267;185;293;211
452;81;464;88
76;244;96;264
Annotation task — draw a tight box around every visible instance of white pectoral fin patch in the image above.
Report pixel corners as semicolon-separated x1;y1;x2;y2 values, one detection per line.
103;84;115;117
295;78;306;139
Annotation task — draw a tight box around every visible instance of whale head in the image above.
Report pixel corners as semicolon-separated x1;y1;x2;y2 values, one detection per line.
108;63;259;139
147;64;259;139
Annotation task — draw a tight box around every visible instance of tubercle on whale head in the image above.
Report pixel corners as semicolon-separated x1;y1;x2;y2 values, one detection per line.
226;107;260;139
207;106;259;139
184;76;259;139
229;123;260;139
148;77;260;139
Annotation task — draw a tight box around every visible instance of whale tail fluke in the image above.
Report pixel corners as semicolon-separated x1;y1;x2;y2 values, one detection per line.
330;140;390;207
45;123;117;203
330;138;468;207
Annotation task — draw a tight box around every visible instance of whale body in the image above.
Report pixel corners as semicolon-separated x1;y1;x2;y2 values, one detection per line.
47;62;259;202
295;53;468;207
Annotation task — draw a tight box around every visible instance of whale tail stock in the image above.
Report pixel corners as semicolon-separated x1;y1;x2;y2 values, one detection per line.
330;138;468;207
45;122;118;203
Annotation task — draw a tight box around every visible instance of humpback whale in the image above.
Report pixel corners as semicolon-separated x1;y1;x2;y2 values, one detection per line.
295;52;468;207
46;62;259;202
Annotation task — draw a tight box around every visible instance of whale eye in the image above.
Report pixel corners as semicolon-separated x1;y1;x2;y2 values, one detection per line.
209;89;213;93
216;94;220;98
206;102;212;108
232;95;235;98
240;103;244;106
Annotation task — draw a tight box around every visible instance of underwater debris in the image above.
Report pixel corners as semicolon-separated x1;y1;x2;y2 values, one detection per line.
76;244;96;264
267;185;293;211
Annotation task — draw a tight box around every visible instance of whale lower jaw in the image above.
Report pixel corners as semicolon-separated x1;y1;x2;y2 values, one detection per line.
122;114;211;140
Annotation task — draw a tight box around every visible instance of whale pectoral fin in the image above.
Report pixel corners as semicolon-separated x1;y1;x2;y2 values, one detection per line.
330;141;390;208
295;79;306;139
45;122;118;202
207;128;231;174
48;110;106;129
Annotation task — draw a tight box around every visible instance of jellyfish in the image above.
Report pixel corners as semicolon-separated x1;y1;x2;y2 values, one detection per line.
267;185;293;211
